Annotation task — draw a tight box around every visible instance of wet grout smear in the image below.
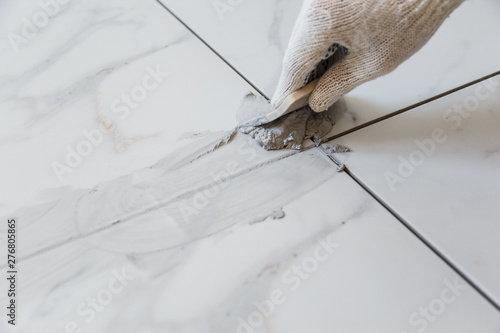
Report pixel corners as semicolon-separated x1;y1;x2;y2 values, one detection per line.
237;93;347;150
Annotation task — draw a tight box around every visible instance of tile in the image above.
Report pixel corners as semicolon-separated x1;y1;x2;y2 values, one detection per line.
324;75;500;305
0;0;259;213
159;0;500;137
2;152;499;332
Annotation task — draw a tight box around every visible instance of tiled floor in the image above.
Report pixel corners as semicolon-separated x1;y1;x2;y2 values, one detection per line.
1;0;499;332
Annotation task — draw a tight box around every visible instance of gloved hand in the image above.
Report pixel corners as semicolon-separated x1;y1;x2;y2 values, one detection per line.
272;0;465;112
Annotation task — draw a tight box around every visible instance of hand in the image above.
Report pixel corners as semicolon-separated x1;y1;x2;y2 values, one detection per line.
272;0;464;112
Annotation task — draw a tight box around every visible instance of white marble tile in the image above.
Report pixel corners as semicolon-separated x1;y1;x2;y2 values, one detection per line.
2;152;499;332
159;0;500;137
0;0;258;213
324;74;500;305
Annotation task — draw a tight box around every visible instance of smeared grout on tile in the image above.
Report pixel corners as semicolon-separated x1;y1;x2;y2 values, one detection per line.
237;94;347;150
13;131;342;257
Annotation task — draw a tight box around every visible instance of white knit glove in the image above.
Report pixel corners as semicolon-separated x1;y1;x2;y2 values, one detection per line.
272;0;465;112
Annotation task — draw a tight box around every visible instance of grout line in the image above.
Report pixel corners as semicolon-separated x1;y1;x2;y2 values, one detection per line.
323;70;500;142
153;0;269;100
339;163;500;312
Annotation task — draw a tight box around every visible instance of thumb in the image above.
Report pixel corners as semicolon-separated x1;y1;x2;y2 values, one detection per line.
309;52;383;112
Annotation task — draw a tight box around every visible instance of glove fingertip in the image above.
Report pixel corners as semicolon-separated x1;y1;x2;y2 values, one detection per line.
309;87;339;113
